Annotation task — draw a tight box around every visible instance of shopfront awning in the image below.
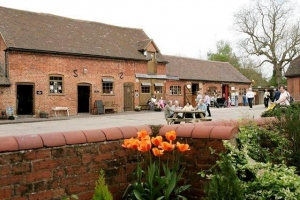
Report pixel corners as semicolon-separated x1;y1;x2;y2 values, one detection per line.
154;83;164;86
102;78;114;82
141;82;151;86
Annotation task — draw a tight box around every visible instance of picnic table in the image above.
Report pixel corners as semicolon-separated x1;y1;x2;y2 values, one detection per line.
166;110;209;125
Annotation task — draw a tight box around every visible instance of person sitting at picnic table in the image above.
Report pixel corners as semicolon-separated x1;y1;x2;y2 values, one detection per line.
148;95;158;110
164;100;181;124
195;99;207;118
172;100;183;119
182;101;193;118
158;97;165;109
275;86;290;106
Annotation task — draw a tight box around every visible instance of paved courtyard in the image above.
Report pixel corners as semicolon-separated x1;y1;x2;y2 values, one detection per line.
0;104;267;136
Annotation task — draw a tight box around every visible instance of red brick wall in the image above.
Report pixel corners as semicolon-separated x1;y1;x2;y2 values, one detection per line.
0;118;275;200
165;80;250;107
5;51;152;115
287;77;300;100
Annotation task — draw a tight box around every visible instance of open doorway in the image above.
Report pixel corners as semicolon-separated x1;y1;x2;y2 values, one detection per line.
17;84;34;115
78;85;90;113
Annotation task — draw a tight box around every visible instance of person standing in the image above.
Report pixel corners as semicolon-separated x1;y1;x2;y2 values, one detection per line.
246;88;254;110
263;89;270;108
203;92;211;117
196;91;202;105
273;88;281;102
235;91;239;107
242;93;247;106
275;86;290;106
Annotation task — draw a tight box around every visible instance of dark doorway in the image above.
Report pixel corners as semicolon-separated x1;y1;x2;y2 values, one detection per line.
191;83;199;107
17;85;33;115
78;85;90;113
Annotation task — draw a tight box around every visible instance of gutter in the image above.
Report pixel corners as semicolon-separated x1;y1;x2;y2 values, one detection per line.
5;47;150;62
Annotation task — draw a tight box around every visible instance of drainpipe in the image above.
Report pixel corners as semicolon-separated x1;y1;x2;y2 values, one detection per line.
4;50;8;77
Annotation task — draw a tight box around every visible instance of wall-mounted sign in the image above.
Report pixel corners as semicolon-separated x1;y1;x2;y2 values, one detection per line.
36;91;43;95
6;107;14;116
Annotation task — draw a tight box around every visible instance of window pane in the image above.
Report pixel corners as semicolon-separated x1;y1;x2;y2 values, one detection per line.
169;85;181;95
102;82;113;94
154;86;162;94
49;76;63;94
141;85;150;93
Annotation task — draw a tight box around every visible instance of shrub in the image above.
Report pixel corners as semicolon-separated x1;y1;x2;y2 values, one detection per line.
203;155;245;200
261;101;300;172
202;124;300;199
92;169;113;200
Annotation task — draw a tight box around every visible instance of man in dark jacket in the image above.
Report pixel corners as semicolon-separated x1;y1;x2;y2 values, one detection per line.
273;88;281;102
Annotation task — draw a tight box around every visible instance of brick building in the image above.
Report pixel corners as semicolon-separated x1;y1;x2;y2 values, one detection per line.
0;6;167;116
0;6;250;117
286;55;300;100
165;55;251;107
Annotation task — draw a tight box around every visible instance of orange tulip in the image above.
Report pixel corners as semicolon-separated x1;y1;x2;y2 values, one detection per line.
141;135;150;142
137;129;149;140
165;130;176;142
151;136;163;146
152;148;164;156
122;138;139;149
159;141;175;151
122;138;132;149
176;142;190;152
138;140;152;152
130;138;140;150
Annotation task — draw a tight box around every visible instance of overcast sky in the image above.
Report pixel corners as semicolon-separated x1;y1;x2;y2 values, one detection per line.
0;0;252;59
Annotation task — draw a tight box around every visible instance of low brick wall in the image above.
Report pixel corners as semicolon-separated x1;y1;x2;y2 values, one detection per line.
0;117;276;200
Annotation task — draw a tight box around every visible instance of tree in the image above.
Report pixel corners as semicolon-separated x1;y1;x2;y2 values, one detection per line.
207;40;241;68
233;0;300;86
208;40;269;87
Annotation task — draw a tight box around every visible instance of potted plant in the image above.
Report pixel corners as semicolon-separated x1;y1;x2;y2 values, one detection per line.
154;107;162;112
39;111;49;118
134;106;141;111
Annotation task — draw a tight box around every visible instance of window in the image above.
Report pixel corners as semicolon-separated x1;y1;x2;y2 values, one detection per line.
207;86;217;96
150;52;156;61
154;83;163;94
170;86;181;95
141;82;151;93
49;75;63;94
239;88;246;95
102;77;114;94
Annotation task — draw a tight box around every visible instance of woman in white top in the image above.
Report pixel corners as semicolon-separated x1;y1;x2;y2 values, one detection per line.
263;89;271;108
182;102;193;118
275;86;290;106
246;88;255;109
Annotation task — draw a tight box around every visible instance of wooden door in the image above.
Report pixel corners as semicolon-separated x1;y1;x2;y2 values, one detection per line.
123;83;134;111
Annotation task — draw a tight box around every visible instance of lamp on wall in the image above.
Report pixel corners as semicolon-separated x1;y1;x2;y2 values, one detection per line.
83;68;88;74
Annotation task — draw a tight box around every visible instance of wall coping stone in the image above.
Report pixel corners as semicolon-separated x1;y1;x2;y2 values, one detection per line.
0;117;276;153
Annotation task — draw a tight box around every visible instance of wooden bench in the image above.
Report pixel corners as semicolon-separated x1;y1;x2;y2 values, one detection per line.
166;117;212;124
104;101;118;113
166;118;194;125
52;107;70;117
140;104;150;110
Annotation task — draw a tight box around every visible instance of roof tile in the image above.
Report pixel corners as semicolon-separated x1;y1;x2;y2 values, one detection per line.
165;55;250;83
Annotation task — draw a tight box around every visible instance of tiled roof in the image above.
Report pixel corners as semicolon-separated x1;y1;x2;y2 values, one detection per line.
0;6;167;62
286;55;300;77
165;55;251;83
